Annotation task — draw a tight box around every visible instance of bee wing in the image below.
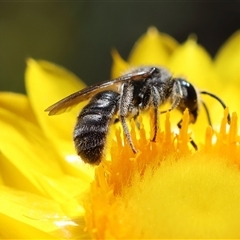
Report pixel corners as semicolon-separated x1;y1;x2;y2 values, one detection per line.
45;80;119;115
45;69;151;115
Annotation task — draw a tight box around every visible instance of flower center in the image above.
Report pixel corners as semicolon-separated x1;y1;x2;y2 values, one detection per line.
84;109;240;239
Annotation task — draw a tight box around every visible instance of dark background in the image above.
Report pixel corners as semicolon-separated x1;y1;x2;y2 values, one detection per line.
0;1;240;93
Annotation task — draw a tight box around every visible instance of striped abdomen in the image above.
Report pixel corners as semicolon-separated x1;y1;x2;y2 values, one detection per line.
73;91;120;164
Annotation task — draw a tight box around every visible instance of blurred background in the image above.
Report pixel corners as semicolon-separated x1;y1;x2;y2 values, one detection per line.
0;1;240;93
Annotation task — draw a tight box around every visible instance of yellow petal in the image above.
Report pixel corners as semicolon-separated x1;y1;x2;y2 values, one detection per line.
214;31;240;116
25;59;85;158
0;186;88;239
0;108;91;207
37;174;88;217
168;36;216;89
220;84;240;121
25;59;94;178
0;92;38;124
0;107;62;191
0;138;89;218
128;27;178;67
167;37;225;139
0;91;93;181
0;171;4;186
215;30;240;84
111;49;130;78
160;31;179;55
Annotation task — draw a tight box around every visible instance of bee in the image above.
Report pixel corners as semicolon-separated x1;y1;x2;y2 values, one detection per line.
45;66;230;165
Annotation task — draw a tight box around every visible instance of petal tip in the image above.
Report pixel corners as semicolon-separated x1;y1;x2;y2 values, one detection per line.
147;26;159;35
26;58;36;67
187;33;198;42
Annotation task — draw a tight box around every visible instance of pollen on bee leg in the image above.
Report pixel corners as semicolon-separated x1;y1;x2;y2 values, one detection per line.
148;108;160;143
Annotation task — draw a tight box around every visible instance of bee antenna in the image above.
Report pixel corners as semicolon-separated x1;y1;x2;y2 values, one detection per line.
200;91;231;124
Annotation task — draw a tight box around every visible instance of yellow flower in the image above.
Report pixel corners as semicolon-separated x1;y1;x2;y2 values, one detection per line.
1;27;240;239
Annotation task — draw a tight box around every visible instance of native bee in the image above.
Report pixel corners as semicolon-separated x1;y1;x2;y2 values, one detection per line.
45;66;230;165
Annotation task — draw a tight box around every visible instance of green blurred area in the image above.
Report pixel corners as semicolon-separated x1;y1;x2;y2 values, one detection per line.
0;2;240;93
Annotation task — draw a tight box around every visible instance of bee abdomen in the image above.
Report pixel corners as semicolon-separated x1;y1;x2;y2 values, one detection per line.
74;91;120;164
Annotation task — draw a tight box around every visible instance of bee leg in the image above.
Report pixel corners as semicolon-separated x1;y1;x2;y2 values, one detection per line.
151;86;161;142
119;83;137;154
115;115;140;128
120;116;137;153
177;120;198;150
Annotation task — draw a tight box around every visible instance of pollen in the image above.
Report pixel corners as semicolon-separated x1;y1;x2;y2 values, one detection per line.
83;109;240;239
